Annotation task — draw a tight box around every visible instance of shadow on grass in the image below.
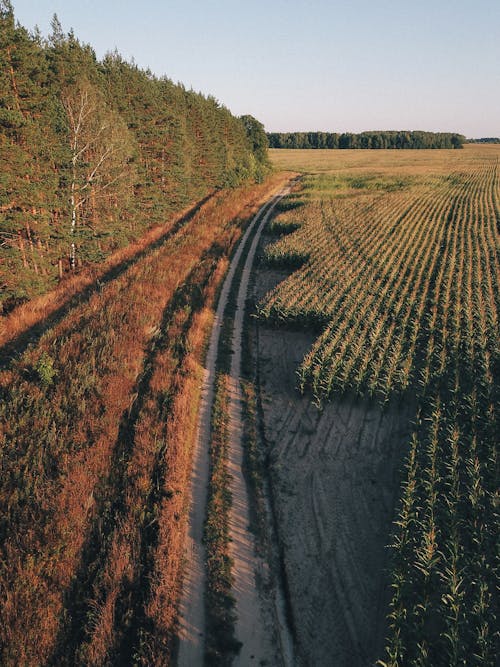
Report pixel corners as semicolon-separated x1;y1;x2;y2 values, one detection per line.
0;194;213;371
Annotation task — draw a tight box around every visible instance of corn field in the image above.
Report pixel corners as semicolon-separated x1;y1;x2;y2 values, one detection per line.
259;152;499;665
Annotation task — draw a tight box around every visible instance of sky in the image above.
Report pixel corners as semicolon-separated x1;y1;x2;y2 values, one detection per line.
10;0;500;137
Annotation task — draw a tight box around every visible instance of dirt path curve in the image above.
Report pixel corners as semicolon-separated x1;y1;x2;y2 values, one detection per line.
177;183;293;667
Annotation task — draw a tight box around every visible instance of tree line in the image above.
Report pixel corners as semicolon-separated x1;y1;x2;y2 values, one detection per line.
267;130;466;150
467;137;500;144
0;1;270;311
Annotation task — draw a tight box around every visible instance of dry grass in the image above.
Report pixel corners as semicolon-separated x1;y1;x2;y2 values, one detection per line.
0;195;212;351
0;173;292;665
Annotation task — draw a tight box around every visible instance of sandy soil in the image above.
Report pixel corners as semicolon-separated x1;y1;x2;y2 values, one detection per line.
227;337;277;667
253;250;414;666
227;192;293;667
176;246;227;667
178;181;407;667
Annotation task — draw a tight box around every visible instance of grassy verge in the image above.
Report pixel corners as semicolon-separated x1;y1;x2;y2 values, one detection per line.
0;194;212;356
0;175;290;666
203;372;241;665
201;202;252;664
240;271;271;547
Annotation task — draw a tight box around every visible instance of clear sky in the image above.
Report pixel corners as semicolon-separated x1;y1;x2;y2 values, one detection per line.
10;0;500;137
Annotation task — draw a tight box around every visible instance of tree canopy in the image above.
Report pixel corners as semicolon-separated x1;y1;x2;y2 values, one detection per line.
0;7;270;311
268;130;466;150
467;137;500;144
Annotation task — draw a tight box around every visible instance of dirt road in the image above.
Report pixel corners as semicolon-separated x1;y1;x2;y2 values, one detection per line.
177;184;292;666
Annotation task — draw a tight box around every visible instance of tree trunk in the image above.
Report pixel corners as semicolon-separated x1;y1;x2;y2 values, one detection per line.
36;238;47;275
18;231;28;269
25;223;39;275
70;179;77;270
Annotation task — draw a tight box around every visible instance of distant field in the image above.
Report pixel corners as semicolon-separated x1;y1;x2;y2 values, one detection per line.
269;143;500;176
263;145;499;403
259;144;499;665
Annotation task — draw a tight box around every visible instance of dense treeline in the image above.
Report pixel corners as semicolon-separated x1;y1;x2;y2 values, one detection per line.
0;2;269;311
268;130;465;150
468;137;500;144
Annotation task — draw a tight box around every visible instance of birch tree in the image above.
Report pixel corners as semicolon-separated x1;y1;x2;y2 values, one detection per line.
62;78;134;268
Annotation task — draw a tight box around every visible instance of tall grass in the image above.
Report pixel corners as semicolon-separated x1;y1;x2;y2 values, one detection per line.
0;173;291;665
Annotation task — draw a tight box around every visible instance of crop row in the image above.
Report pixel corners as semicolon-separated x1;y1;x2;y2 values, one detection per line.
259;161;499;403
259;155;499;664
382;370;498;665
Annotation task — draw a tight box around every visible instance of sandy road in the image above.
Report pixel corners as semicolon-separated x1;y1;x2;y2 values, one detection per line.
177;183;293;666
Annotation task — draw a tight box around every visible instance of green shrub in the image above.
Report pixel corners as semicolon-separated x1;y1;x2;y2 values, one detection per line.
35;352;57;386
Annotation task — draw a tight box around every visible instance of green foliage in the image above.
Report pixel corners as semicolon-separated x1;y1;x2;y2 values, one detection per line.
268;216;302;236
0;9;269;309
467;137;500;144
241;114;269;163
204;373;241;665
268;130;466;149
34;352;57;386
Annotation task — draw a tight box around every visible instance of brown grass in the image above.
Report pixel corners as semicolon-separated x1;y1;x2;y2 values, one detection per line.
0;173;293;665
0;195;210;350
